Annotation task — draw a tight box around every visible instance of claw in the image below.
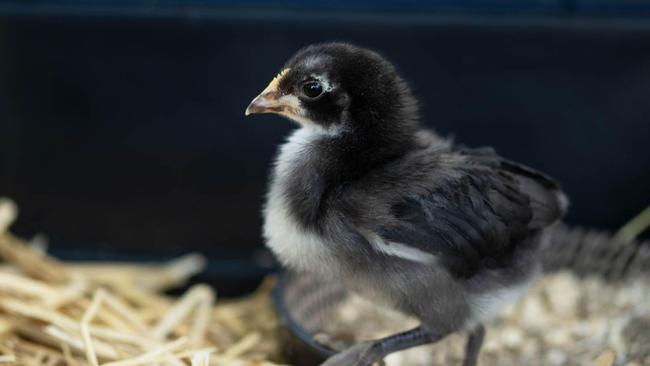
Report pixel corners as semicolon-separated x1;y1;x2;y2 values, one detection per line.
320;342;381;366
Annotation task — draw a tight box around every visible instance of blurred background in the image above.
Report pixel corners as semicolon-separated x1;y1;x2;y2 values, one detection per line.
0;0;649;296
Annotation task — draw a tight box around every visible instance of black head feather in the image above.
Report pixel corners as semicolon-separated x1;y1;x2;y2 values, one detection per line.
278;43;419;136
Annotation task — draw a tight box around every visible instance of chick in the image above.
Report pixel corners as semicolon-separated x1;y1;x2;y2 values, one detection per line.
246;43;567;366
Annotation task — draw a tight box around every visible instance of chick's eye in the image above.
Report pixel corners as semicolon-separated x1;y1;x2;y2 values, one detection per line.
302;81;323;98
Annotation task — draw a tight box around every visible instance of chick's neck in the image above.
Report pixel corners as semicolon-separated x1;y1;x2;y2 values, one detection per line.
287;114;417;230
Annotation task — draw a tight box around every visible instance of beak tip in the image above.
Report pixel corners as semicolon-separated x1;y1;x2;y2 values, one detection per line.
245;90;279;117
245;97;264;116
244;101;256;116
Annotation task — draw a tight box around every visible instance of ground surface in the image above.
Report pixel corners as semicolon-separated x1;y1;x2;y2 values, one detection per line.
318;272;650;366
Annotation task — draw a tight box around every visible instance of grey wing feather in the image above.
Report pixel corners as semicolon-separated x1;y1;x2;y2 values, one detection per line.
375;147;566;279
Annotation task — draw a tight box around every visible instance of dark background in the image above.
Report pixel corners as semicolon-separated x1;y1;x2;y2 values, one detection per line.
1;1;649;295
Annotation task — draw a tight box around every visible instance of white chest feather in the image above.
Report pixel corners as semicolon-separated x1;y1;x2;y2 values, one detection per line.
263;128;336;273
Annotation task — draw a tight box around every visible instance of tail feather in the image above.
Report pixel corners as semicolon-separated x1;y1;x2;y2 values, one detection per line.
541;224;650;281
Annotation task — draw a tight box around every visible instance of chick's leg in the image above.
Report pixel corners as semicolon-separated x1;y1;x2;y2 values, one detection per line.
462;324;485;366
320;326;447;366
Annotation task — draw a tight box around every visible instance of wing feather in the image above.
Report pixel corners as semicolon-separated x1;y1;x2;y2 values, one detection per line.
368;147;566;279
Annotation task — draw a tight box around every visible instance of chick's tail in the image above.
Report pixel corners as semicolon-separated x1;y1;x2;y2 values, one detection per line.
540;224;650;281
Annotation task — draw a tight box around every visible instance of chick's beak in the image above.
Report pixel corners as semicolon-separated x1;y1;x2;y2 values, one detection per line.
245;90;281;116
245;68;292;116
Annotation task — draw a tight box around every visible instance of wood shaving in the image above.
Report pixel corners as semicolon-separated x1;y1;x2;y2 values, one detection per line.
321;273;650;365
0;198;286;366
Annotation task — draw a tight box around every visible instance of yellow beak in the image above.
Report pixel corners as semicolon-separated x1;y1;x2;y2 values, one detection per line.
245;68;291;116
245;91;282;116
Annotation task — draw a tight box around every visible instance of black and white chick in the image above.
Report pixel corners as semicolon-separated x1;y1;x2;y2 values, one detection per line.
245;43;568;366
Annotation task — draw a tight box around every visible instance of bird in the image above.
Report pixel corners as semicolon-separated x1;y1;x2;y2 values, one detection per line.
245;43;568;366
